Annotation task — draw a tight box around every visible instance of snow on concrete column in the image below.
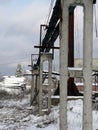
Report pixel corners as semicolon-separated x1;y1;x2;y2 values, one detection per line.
83;1;93;130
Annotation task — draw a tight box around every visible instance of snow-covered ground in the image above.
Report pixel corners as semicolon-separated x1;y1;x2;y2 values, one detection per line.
0;91;98;130
0;76;26;87
0;76;98;130
0;76;29;94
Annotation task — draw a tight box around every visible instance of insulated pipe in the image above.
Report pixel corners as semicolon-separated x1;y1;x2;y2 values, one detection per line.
40;0;60;52
36;0;61;66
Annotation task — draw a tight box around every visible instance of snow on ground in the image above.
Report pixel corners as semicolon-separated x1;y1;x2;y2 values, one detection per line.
0;91;98;130
0;76;29;94
0;76;26;86
0;79;98;130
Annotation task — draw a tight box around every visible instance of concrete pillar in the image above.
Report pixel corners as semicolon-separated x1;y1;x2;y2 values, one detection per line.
30;75;34;105
36;74;40;104
83;1;93;130
39;56;43;114
59;0;68;129
39;53;52;114
48;56;52;111
30;69;39;106
60;0;93;130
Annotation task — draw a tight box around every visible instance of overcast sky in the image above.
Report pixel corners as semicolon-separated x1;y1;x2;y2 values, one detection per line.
0;0;98;76
0;0;51;75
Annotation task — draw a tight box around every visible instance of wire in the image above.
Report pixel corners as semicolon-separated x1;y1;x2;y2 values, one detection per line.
94;5;98;37
46;0;55;25
0;57;30;66
42;0;56;44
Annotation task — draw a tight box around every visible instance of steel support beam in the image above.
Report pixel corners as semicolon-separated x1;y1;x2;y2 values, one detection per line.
68;6;75;96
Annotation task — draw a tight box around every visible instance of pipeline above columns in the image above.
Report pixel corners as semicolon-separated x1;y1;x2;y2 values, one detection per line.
35;0;97;66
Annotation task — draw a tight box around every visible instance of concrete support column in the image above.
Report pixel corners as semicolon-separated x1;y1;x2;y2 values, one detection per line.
30;69;39;106
39;56;43;114
36;74;40;103
83;1;93;130
30;75;34;105
39;53;52;115
60;0;93;130
48;56;52;111
60;0;68;129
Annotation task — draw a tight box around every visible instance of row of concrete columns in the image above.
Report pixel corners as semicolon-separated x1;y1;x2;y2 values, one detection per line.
31;0;93;129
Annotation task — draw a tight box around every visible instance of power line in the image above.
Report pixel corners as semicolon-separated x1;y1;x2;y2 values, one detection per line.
46;0;55;25
42;0;56;42
0;57;30;66
94;5;98;37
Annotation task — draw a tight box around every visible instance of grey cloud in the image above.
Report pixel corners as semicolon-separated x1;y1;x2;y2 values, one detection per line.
0;0;12;4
